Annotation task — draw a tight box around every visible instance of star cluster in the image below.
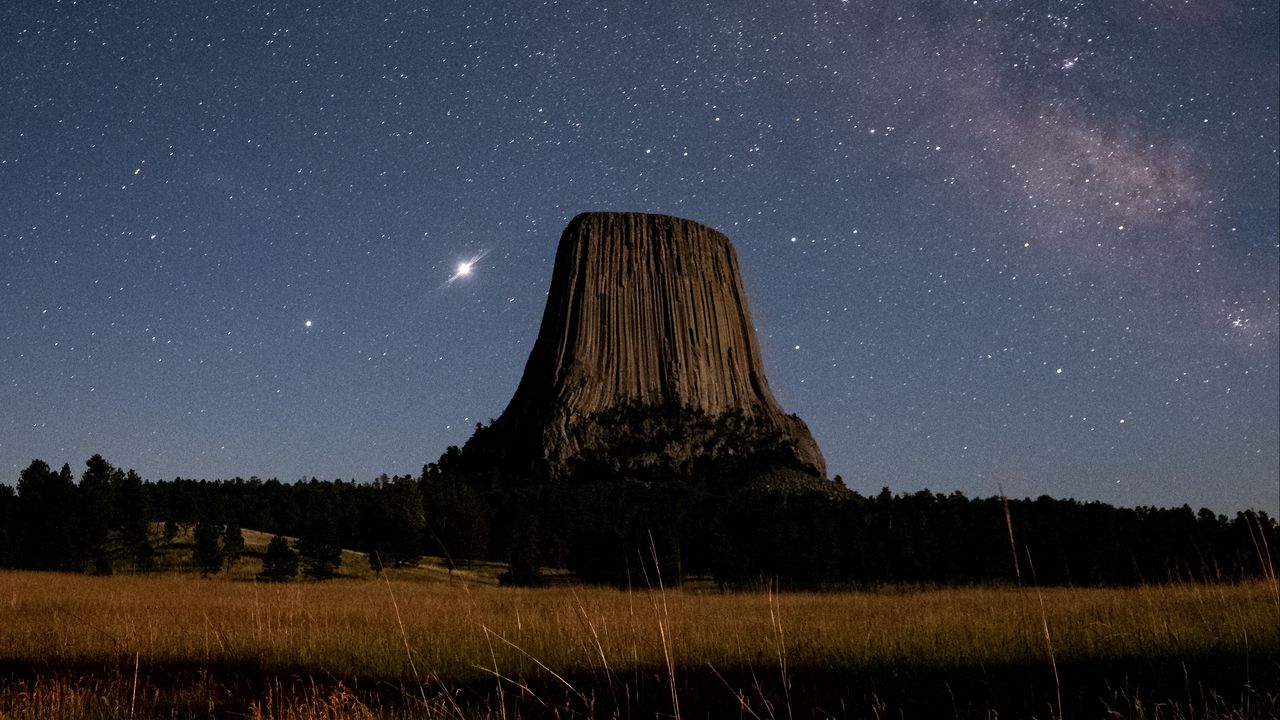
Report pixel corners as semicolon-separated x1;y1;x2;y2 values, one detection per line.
2;1;1276;512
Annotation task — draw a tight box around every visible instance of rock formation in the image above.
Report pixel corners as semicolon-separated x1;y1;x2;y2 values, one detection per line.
488;211;826;480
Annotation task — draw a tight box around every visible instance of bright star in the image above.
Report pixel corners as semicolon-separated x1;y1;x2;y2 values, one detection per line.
443;249;490;287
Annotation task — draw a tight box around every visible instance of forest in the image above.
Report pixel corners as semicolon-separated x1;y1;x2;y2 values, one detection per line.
3;449;1275;589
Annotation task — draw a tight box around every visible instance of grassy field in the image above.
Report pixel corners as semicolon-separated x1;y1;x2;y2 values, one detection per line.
0;560;1275;719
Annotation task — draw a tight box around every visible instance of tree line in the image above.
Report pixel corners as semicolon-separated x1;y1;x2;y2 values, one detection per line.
1;450;1274;589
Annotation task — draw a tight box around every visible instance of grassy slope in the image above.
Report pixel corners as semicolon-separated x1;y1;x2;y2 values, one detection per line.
152;525;510;585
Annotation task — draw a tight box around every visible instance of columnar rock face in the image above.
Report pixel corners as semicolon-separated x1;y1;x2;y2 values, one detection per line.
494;211;826;478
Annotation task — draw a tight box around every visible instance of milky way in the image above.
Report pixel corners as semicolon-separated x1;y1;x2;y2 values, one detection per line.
1;1;1275;512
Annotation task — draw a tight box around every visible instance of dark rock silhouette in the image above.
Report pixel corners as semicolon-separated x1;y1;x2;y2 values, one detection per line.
489;211;826;481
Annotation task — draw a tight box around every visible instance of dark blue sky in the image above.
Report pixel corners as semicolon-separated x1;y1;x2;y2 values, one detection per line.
2;1;1276;513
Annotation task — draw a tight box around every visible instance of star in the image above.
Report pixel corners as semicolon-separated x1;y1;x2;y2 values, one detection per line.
442;250;491;287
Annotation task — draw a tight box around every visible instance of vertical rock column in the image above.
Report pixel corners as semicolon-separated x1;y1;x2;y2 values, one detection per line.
496;211;826;477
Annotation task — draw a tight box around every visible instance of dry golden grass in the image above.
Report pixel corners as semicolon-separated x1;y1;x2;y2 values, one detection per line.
1;572;1274;673
0;570;1275;717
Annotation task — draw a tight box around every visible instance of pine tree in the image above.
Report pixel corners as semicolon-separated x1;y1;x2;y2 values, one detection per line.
163;519;180;545
296;517;343;579
259;535;298;581
0;485;16;568
222;521;245;570
363;475;426;569
78;455;117;574
16;460;80;571
116;469;154;570
192;519;223;576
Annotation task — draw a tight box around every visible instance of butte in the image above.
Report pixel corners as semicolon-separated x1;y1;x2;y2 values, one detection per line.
470;211;829;490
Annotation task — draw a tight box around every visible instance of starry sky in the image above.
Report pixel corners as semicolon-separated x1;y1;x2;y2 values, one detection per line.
2;1;1276;514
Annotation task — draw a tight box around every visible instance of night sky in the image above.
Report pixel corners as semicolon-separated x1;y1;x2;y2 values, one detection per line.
2;1;1276;513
